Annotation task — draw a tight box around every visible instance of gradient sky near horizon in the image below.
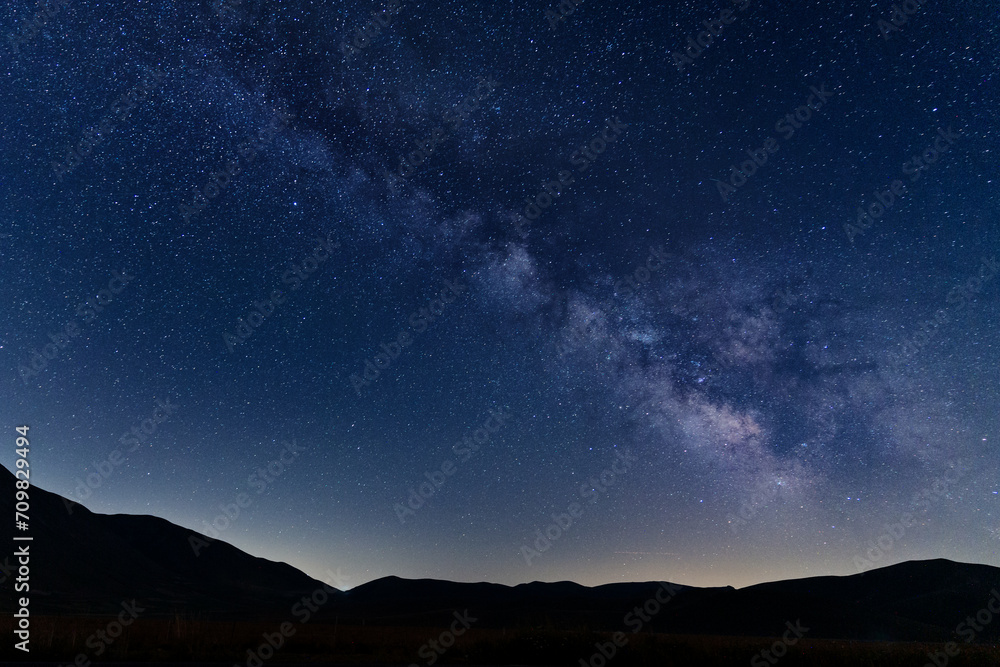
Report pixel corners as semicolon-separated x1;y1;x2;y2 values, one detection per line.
2;0;999;591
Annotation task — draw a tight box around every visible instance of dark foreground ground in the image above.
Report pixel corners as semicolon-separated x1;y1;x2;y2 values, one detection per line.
3;616;1000;666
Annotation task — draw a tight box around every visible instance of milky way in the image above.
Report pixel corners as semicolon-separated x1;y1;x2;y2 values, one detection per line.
1;0;998;589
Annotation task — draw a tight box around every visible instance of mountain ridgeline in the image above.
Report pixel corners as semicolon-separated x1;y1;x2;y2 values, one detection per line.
2;464;999;645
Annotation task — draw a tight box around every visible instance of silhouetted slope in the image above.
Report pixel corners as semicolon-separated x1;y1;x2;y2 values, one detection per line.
3;464;999;644
0;465;330;616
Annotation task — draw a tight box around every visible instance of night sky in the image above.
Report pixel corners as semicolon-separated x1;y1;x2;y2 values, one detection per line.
2;0;998;590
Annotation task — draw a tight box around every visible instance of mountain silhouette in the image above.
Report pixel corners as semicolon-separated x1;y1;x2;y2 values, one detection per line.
0;465;327;617
3;464;999;646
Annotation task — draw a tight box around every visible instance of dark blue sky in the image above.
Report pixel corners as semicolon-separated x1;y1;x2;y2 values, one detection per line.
2;0;998;589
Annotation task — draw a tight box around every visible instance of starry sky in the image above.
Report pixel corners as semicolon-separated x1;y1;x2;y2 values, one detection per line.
2;0;998;590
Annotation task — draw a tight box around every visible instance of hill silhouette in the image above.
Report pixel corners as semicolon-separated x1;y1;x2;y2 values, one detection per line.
2;464;999;655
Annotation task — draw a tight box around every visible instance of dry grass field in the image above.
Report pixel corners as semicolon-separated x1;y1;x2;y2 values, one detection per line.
3;615;1000;666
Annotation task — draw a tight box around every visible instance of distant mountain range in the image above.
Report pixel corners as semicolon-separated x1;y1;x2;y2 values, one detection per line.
3;464;999;644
